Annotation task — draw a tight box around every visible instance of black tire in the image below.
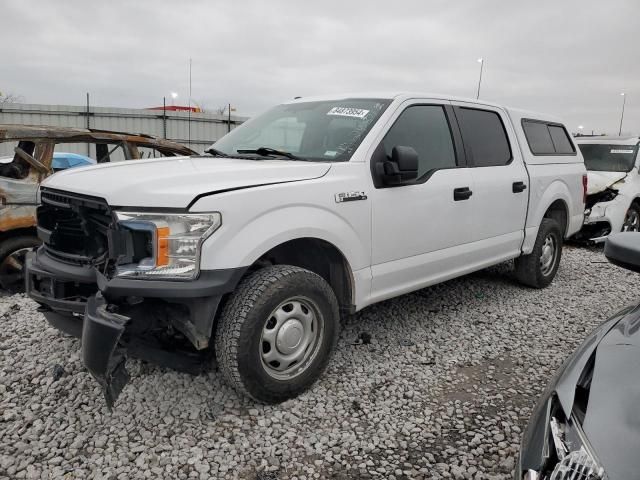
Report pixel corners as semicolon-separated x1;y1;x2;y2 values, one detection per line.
622;202;640;232
514;218;563;288
0;235;41;293
215;265;340;403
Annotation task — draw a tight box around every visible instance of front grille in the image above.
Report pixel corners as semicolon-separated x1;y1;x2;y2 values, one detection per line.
38;188;114;266
550;450;603;480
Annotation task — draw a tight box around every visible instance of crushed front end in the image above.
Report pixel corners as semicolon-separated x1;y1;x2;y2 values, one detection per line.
26;187;243;408
572;188;630;243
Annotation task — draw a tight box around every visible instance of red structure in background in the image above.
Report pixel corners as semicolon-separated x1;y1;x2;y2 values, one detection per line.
147;105;201;113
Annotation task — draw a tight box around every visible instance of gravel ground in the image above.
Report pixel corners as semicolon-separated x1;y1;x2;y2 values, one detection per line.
0;245;635;480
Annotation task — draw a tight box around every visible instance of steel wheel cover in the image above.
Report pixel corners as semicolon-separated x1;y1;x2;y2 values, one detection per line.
260;296;324;380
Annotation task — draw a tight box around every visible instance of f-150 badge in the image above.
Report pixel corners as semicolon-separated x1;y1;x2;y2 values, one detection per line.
335;192;367;203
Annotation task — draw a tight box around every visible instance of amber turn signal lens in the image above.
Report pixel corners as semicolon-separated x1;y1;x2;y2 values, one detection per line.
156;226;170;266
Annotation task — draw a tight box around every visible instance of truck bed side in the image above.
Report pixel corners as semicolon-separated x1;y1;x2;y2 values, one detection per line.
507;108;586;254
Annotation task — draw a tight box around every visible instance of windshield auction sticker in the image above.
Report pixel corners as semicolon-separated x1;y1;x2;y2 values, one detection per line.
327;107;370;119
610;149;635;154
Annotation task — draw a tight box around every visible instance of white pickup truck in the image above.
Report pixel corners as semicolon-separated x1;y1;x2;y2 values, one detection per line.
26;93;586;407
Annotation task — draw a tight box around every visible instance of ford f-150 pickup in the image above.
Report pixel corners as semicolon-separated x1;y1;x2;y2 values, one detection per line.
26;93;586;407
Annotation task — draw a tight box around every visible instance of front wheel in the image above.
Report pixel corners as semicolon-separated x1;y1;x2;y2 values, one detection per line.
515;218;563;288
215;265;340;403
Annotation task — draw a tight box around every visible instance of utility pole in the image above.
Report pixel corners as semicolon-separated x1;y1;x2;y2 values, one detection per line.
228;103;231;133
619;92;626;136
476;58;484;100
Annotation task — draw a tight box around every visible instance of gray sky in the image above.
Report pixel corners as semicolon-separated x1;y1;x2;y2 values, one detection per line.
2;0;638;134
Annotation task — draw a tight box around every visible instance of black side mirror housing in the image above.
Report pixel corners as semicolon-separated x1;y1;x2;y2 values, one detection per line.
604;232;640;273
375;146;419;186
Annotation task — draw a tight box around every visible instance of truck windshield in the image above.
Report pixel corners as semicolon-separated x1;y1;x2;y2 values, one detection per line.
210;98;391;161
579;143;639;172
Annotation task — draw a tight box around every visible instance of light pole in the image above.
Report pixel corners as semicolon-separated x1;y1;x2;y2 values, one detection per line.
476;58;484;99
170;92;178;106
619;92;626;136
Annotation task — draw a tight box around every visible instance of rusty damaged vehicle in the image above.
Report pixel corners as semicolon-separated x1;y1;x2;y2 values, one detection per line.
516;232;640;480
0;125;195;292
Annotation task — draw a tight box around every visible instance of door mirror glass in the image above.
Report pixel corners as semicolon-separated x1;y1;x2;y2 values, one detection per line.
604;232;640;273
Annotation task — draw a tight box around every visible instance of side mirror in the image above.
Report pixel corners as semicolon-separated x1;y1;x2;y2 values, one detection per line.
375;146;419;186
604;232;640;273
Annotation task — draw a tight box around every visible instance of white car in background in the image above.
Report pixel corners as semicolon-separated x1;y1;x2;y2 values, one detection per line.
575;136;640;242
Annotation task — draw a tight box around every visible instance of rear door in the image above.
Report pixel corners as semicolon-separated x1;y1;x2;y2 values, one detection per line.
451;103;528;259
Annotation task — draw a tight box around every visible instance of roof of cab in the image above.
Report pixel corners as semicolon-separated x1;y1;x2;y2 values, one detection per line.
285;92;567;125
575;135;640;145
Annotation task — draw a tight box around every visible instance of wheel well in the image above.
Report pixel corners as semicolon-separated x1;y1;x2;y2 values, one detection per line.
250;238;354;314
543;200;568;237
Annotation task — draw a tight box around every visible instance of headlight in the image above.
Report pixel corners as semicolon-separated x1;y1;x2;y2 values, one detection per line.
115;211;221;280
522;412;605;480
547;416;604;480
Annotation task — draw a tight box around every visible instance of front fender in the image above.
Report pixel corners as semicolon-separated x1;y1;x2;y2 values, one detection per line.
198;204;369;272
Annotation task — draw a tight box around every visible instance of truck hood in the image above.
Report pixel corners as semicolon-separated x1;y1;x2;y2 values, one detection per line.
41;156;332;208
587;171;628;195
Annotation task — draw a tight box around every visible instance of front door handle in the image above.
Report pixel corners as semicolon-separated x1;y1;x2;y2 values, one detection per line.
512;181;527;193
453;187;473;201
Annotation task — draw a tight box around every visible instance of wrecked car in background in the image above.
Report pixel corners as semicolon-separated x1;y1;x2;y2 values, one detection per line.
573;136;640;242
0;125;195;292
516;231;640;480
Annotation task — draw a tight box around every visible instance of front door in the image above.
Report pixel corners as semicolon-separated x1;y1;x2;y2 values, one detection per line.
369;101;476;303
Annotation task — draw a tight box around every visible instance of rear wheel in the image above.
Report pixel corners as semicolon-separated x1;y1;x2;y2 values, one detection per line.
622;203;640;232
0;236;41;293
215;265;340;403
515;218;563;288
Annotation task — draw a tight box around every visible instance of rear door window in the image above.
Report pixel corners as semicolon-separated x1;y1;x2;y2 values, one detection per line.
456;108;512;167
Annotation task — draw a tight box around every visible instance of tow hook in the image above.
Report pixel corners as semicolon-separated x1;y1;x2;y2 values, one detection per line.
82;294;131;410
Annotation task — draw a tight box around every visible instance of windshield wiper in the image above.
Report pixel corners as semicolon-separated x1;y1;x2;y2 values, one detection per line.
236;147;302;160
205;147;227;157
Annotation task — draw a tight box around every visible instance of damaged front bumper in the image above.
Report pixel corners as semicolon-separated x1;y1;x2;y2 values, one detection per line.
574;200;627;243
26;247;246;408
83;294;130;409
573;191;631;243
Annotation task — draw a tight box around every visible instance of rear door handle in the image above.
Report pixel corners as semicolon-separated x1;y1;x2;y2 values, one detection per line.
453;187;473;201
512;181;527;193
